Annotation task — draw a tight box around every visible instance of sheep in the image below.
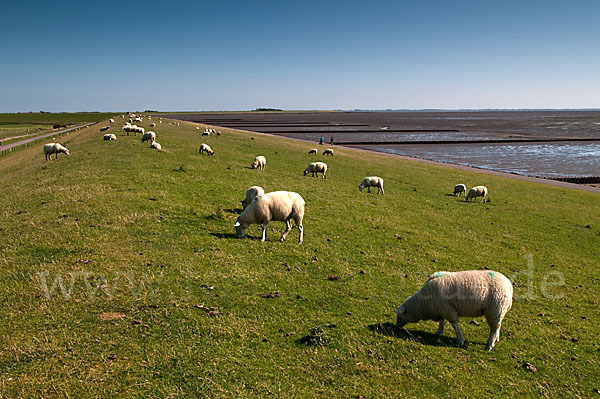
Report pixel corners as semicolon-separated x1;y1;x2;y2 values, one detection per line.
122;124;136;136
466;185;488;203
395;270;513;351
196;127;200;130
150;140;162;150
217;131;221;137
43;143;70;161
100;126;110;132
199;143;214;155
202;131;210;136
241;185;265;210
358;176;384;195
308;148;317;155
234;191;305;243
149;123;156;127
304;162;327;179
135;117;143;123
251;156;266;170
323;149;334;156
133;126;145;136
109;118;115;123
103;133;117;141
453;184;467;197
141;131;156;144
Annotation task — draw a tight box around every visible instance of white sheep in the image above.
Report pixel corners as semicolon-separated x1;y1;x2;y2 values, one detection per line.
308;148;317;155
43;143;70;161
251;156;266;170
150;140;162;150
100;126;110;132
122;124;136;136
241;185;265;210
141;131;156;144
395;270;513;350
103;134;117;141
202;131;210;136
199;143;214;155
133;126;145;136
135;117;142;123
466;186;488;203
358;176;384;195
234;191;305;243
109;118;115;123
453;184;467;197
150;123;156;127
323;149;334;156
217;131;221;136
304;162;327;179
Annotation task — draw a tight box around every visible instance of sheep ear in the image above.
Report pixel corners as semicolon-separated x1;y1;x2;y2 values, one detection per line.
234;221;240;227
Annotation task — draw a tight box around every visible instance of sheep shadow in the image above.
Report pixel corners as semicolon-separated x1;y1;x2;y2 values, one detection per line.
367;322;459;348
209;232;261;240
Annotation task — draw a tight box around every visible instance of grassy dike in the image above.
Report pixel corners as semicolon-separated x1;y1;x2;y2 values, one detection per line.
0;115;598;397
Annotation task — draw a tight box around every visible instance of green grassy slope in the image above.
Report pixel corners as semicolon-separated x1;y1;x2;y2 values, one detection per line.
0;116;598;398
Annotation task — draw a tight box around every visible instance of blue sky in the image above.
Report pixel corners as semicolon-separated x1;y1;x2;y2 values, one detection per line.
1;0;599;111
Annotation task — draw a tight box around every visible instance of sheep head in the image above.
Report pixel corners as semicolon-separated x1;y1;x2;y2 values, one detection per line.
234;219;248;238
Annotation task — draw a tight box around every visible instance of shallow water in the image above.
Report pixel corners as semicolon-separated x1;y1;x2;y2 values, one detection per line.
372;142;600;178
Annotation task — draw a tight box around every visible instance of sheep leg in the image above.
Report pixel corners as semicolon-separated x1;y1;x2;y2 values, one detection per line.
435;320;445;336
261;224;268;241
367;187;371;193
297;224;303;244
280;220;292;242
481;195;486;203
451;322;465;346
485;313;502;351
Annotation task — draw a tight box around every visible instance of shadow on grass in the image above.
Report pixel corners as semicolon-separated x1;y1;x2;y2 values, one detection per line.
223;208;243;214
368;322;458;348
209;232;261;240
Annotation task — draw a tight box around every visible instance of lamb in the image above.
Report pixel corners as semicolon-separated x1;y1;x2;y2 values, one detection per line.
453;184;467;197
358;176;384;194
304;162;327;179
234;191;305;244
199;143;214;155
466;186;488;203
141;131;156;144
150;140;162;150
103;133;117;141
251;156;266;170
109;118;115;123
323;149;334;156
241;185;265;210
100;126;110;132
308;148;317;155
395;270;513;351
43;143;70;161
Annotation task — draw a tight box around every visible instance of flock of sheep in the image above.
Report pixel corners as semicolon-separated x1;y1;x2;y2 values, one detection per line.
41;114;510;350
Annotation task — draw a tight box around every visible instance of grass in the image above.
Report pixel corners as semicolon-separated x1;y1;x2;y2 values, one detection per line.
0;115;598;398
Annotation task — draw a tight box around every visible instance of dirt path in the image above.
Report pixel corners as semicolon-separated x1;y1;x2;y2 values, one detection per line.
0;123;95;153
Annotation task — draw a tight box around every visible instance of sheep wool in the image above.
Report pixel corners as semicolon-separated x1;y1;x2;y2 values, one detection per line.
241;186;265;210
466;186;488;203
358;176;384;195
304;162;327;179
454;184;467;197
395;270;513;350
234;191;305;244
251;156;266;170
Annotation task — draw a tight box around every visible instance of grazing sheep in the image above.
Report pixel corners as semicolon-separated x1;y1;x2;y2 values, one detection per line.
141;131;156;144
199;143;214;155
241;185;265;210
43;143;70;161
395;270;513;350
217;131;221;136
251;156;266;170
122;124;137;136
454;184;467;197
202;131;210;136
150;140;161;150
304;162;327;179
103;134;117;141
358;176;384;194
100;126;110;132
234;191;305;243
308;148;317;155
109;118;115;123
323;149;334;156
150;123;156;127
133;126;145;136
466;186;488;203
135;117;143;123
